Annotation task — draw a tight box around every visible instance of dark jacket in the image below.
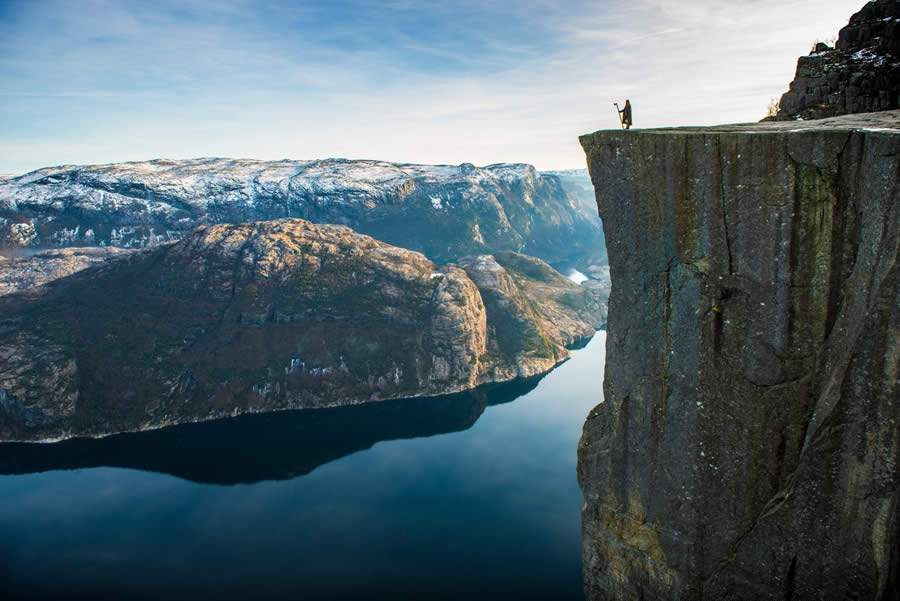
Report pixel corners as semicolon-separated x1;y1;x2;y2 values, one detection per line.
621;102;632;125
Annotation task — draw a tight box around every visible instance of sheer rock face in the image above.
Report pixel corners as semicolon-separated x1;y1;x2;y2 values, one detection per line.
0;158;603;269
0;219;597;442
775;0;899;120
577;112;899;600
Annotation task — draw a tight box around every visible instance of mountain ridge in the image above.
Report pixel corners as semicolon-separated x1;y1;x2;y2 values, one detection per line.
0;157;605;271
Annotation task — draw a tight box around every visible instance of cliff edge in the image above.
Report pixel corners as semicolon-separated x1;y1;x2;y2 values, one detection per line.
578;111;899;600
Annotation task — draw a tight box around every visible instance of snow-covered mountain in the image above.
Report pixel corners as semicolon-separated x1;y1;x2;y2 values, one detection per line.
0;158;603;267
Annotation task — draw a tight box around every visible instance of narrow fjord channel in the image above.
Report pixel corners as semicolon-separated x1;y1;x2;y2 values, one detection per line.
0;333;606;601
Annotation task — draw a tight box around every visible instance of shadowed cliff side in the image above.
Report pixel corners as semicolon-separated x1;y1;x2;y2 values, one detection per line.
578;111;899;600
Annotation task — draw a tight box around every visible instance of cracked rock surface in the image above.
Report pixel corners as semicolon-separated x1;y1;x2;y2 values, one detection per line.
578;111;898;600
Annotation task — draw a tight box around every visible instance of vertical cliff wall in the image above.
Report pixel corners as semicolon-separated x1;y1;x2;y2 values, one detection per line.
577;111;899;600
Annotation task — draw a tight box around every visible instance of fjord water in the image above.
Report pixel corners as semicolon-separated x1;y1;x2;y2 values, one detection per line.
0;334;605;601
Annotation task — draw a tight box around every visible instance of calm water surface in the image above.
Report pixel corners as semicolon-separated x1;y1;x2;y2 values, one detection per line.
0;333;606;601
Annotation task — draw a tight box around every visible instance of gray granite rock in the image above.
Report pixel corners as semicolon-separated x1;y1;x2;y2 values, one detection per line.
578;111;899;600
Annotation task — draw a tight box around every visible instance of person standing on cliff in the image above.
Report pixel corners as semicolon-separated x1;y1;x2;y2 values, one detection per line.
618;99;633;129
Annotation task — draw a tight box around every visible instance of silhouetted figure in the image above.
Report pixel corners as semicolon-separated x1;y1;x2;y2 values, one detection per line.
618;99;633;129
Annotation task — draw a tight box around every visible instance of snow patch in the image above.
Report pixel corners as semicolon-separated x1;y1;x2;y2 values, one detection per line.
9;222;37;245
851;48;887;65
566;268;589;285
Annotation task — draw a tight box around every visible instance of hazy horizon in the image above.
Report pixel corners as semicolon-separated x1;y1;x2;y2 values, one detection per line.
1;0;863;174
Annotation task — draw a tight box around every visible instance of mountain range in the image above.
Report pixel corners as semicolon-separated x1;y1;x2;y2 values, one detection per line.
0;158;605;271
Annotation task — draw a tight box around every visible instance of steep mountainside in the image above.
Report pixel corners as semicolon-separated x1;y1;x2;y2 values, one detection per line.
543;168;608;267
0;219;600;442
0;158;603;269
578;111;898;600
775;0;899;120
541;169;599;219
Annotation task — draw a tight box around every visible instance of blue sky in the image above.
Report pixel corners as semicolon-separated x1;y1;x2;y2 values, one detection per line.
0;0;862;173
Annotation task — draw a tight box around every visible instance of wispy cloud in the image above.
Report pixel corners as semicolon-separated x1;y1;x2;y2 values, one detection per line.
0;0;863;173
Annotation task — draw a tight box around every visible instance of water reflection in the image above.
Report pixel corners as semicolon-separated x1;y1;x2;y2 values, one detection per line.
0;376;544;485
0;333;605;601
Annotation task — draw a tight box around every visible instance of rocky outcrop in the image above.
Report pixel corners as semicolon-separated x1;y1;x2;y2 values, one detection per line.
578;111;898;600
0;247;134;296
0;158;603;270
0;219;598;442
775;0;899;120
